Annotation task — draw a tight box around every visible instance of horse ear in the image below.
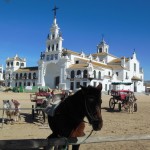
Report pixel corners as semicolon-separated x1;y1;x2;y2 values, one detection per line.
97;83;102;91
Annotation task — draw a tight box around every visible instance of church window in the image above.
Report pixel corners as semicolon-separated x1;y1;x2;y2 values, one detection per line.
24;82;26;86
55;54;58;60
51;54;54;60
71;70;75;78
20;73;22;79
70;82;74;90
108;71;111;76
24;73;27;79
134;63;136;71
76;82;80;88
7;62;9;67
52;45;54;51
46;55;50;61
116;72;119;76
98;71;101;79
16;62;19;66
83;70;87;78
77;70;81;75
52;34;55;39
99;48;102;53
48;45;50;51
16;73;18;79
28;73;31;79
33;72;36;79
11;62;13;66
21;63;24;67
56;44;59;50
33;82;35;86
93;70;96;78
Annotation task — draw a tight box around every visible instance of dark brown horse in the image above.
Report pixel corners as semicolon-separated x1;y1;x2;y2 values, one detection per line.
47;84;103;150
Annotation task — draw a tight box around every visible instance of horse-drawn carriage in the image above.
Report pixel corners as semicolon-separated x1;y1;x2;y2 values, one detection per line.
109;90;137;112
30;92;51;120
30;91;67;122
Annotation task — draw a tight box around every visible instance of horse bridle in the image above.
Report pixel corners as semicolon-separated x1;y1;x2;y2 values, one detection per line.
82;91;102;123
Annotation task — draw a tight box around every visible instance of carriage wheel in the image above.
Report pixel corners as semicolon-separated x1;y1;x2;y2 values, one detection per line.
109;98;115;110
118;103;122;111
134;103;137;112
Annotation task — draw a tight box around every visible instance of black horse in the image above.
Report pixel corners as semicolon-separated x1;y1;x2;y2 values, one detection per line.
47;84;103;150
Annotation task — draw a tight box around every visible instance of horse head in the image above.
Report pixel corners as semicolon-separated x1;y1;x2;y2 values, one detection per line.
80;84;103;131
3;100;11;109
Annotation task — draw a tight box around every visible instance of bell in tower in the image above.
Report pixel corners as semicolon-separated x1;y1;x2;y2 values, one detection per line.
97;36;109;54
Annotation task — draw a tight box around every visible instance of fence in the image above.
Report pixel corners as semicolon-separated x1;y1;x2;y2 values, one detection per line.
0;134;150;149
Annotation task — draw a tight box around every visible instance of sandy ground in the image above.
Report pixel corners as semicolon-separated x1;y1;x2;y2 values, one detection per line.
0;91;150;150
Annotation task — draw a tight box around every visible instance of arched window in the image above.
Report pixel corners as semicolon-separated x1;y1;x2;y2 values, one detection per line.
51;54;54;60
93;70;96;78
16;62;19;66
33;82;35;86
52;45;54;51
71;70;75;78
28;73;31;79
56;43;59;50
83;70;87;78
15;82;17;87
16;73;18;79
98;71;101;79
24;73;27;79
46;55;50;61
20;73;22;79
21;63;24;67
11;62;13;66
33;72;36;79
24;82;26;87
48;45;50;51
99;48;102;53
7;62;9;67
77;70;81;75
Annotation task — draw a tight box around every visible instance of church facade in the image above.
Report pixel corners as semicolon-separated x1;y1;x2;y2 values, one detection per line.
4;10;145;92
37;14;145;92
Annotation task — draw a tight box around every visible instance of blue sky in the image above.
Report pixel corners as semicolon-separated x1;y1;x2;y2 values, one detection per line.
0;0;150;80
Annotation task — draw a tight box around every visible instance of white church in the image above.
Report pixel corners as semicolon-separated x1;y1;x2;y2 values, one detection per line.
4;7;145;92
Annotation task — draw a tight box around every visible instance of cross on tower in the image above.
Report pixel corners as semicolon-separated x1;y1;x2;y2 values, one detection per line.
52;5;59;18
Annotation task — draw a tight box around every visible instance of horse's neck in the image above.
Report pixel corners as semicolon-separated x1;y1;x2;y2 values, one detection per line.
65;91;85;120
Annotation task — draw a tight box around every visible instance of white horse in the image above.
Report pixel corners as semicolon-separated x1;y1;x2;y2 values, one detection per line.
3;100;21;124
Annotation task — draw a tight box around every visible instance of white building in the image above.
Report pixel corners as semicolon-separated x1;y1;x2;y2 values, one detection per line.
5;54;38;87
5;8;145;92
37;12;145;92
